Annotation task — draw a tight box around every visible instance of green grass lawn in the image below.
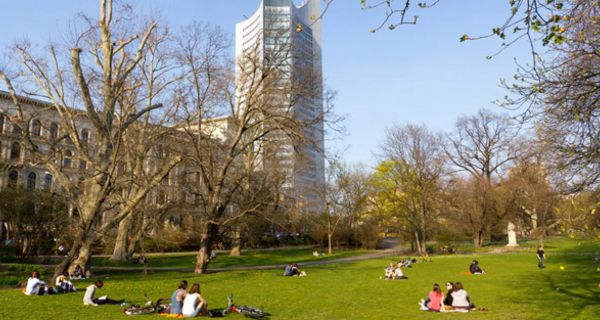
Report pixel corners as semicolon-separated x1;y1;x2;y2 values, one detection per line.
0;239;598;319
90;248;373;269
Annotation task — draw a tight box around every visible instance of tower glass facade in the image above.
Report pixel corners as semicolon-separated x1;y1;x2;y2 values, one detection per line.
236;0;325;212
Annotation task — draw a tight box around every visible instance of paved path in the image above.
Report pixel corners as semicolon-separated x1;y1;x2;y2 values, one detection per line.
15;249;405;274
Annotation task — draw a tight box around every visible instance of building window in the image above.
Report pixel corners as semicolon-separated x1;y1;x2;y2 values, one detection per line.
31;120;42;136
0;114;4;133
10;142;21;161
79;159;87;170
12;123;22;134
49;122;59;139
80;129;90;144
27;172;36;190
8;170;18;186
43;173;53;190
63;150;72;169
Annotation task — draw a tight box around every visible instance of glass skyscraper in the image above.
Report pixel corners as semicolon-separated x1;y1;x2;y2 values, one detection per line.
235;0;324;212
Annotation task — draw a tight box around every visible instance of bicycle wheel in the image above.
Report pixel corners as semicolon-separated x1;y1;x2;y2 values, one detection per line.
236;305;270;319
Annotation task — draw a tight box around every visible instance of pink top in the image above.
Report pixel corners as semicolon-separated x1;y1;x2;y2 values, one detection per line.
428;291;443;311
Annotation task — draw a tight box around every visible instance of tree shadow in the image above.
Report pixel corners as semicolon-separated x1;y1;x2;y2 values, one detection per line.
510;241;599;318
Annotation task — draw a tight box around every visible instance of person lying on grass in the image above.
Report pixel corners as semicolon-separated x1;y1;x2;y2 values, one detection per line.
83;280;124;306
182;283;208;318
419;283;444;311
469;260;485;274
170;280;188;315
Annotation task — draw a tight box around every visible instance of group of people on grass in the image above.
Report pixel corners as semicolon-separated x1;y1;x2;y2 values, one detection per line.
169;280;208;317
419;282;477;312
383;261;408;280
24;270;79;295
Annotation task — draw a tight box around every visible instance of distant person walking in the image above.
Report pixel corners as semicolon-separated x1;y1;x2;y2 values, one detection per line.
537;245;545;269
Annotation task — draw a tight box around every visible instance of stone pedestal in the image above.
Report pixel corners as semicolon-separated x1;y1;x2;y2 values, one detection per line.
506;221;519;247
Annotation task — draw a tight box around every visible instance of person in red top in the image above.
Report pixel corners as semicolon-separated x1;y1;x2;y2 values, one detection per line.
419;283;444;311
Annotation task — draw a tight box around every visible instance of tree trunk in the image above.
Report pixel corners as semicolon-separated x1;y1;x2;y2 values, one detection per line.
230;227;241;257
327;233;333;254
110;214;132;261
126;211;146;257
194;223;218;274
473;229;484;247
414;231;423;255
52;231;94;282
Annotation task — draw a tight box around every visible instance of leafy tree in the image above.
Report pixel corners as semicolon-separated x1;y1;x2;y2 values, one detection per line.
0;187;68;260
372;124;445;255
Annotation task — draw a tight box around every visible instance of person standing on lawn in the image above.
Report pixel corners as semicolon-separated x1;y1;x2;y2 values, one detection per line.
537;245;546;269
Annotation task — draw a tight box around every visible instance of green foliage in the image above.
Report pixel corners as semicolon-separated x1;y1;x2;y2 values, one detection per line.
0;187;69;260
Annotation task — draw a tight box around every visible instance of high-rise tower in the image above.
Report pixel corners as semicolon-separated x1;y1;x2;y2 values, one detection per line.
235;0;324;211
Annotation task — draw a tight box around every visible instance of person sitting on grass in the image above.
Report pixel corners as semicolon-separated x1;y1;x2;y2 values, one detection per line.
170;280;188;315
83;280;124;306
182;283;208;318
443;282;454;307
70;265;86;280
469;260;485;274
393;263;408;280
55;271;76;293
419;283;444;311
283;263;306;277
450;282;473;312
25;271;49;295
384;262;396;279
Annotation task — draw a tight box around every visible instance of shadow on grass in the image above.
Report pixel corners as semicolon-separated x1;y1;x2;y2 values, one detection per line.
511;241;599;319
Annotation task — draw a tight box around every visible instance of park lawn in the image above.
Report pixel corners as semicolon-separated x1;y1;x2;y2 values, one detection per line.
0;238;598;319
91;248;373;269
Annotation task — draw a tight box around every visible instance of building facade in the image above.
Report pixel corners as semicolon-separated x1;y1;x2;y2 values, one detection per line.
235;0;325;211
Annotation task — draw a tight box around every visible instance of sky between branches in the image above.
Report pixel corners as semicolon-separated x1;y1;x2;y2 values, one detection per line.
0;0;533;166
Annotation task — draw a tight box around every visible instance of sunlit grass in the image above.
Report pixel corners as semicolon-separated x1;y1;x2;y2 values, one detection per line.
0;239;598;319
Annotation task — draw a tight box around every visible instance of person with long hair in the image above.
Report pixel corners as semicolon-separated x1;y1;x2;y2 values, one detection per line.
443;282;454;307
419;283;444;311
170;280;188;315
450;282;472;311
182;283;208;317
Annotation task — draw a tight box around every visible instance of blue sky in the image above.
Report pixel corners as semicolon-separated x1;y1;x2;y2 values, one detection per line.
0;0;531;166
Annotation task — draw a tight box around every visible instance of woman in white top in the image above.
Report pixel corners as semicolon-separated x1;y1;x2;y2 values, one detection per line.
182;283;207;317
450;282;472;311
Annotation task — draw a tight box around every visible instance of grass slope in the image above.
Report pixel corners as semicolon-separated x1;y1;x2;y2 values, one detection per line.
0;239;598;319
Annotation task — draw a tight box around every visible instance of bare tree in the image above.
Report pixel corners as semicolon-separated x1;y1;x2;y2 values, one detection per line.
445;108;517;246
316;159;369;254
373;124;446;255
172;19;331;273
0;0;182;278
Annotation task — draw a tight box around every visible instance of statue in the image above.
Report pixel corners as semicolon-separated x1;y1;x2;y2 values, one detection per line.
506;221;519;247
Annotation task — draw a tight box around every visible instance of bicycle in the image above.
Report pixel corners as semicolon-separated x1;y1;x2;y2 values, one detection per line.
123;294;168;316
208;294;270;319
